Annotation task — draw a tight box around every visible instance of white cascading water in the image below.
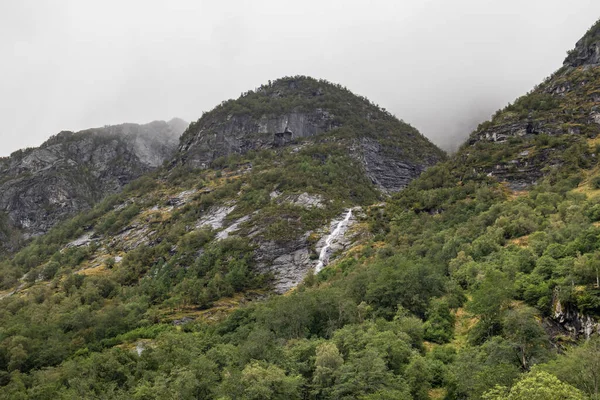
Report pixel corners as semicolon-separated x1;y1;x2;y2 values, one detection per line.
315;209;353;273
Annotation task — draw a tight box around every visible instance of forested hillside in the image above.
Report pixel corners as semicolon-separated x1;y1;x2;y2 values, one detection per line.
0;77;446;399
0;20;600;400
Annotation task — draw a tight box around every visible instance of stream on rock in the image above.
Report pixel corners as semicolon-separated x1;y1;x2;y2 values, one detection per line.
315;209;353;273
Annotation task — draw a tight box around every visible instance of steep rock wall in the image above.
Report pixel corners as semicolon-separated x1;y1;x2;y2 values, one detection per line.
178;109;337;169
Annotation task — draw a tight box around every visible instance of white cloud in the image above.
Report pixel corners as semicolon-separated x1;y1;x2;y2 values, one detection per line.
1;0;599;155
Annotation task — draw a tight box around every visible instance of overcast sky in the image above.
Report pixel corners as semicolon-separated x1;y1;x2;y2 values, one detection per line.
1;1;599;156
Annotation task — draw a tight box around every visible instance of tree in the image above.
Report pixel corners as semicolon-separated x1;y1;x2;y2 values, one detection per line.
448;337;521;399
313;342;344;388
502;306;549;370
404;355;433;400
1;371;28;400
331;349;407;399
573;253;600;287
424;298;455;343
239;362;303;400
483;371;586;400
364;256;444;318
468;270;514;343
543;336;600;399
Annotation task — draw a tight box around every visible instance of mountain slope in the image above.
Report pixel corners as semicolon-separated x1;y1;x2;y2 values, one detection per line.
6;18;600;397
462;19;600;189
0;77;445;295
0;76;446;398
0;119;187;252
177;76;445;192
3;20;600;397
170;76;445;291
365;19;600;398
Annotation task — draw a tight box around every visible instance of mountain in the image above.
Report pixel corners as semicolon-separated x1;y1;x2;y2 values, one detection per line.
177;76;445;192
0;76;445;398
3;20;600;399
169;76;445;291
0;77;445;297
462;20;600;189
0;118;187;251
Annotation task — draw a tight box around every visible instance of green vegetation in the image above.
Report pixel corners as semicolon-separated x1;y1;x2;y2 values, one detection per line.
3;38;600;397
2;126;600;398
0;123;398;399
483;371;586;400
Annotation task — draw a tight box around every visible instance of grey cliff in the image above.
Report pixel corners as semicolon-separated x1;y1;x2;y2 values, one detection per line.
0;118;187;250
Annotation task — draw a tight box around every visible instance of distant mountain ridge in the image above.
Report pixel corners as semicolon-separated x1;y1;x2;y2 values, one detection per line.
0;118;187;251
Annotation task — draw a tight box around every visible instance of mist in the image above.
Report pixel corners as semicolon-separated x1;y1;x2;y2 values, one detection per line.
1;0;599;156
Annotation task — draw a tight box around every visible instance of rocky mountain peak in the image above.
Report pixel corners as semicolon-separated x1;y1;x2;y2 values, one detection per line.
564;19;600;67
176;75;446;192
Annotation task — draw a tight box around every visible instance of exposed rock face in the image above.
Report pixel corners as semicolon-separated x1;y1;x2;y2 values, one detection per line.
196;205;236;230
178;109;338;169
552;288;599;339
254;208;360;293
564;21;600;67
471;121;561;144
254;237;313;293
0;119;187;248
190;199;361;293
361;138;427;192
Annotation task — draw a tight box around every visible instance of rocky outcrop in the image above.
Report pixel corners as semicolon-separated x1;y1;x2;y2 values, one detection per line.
552;288;599;339
254;208;361;293
361;138;427;192
254;237;313;293
178;109;338;169
462;20;600;189
470;121;561;144
477;148;564;191
189;198;361;293
564;20;600;67
0;119;187;247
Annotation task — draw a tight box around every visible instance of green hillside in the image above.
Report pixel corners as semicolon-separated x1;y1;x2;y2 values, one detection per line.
1;22;600;400
0;77;446;399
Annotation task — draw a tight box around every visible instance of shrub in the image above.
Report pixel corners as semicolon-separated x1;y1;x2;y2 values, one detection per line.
590;176;600;189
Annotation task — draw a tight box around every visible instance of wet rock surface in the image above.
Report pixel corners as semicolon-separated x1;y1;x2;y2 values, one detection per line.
360;138;426;193
254;208;361;293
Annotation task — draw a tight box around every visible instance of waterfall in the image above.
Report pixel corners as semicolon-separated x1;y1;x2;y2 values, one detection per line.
136;343;145;356
315;209;353;273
